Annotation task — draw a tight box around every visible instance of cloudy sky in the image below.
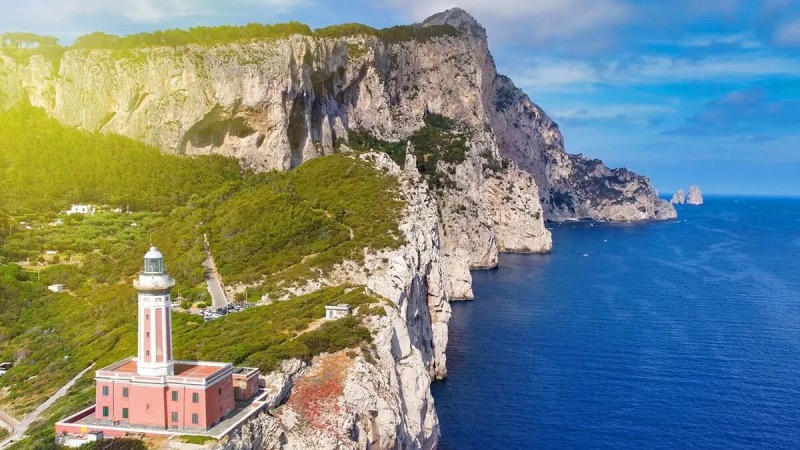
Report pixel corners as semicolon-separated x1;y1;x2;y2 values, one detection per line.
3;0;799;195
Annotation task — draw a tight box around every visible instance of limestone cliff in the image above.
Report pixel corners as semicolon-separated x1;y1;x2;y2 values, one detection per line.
686;185;704;205
221;153;447;449
0;10;676;448
0;8;669;258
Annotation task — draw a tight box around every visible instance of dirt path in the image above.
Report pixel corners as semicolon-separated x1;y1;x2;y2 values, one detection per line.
0;409;18;432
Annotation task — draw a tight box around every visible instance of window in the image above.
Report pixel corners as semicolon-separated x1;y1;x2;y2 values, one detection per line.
145;313;149;320
146;350;150;357
218;388;222;395
191;413;199;425
122;408;129;419
171;412;178;423
145;332;150;338
102;406;109;417
192;392;199;403
101;386;109;396
122;387;129;398
172;391;178;401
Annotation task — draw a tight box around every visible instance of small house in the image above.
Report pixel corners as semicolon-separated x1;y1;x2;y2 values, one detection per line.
66;204;96;215
48;284;66;293
325;304;350;320
45;250;58;256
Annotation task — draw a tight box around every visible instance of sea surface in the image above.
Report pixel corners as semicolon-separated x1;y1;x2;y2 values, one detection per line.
431;196;800;449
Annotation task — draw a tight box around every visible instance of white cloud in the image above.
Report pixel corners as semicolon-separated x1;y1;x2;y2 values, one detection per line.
551;104;675;126
648;33;762;49
6;0;303;27
773;17;800;47
506;54;800;91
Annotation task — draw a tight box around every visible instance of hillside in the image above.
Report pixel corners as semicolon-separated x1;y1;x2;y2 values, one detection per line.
0;9;675;296
0;8;678;449
0;106;441;449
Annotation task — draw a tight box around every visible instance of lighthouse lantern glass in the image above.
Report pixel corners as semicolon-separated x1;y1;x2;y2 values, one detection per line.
144;258;163;274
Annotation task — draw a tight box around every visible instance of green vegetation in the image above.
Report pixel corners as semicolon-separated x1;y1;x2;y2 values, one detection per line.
207;155;403;286
313;23;459;43
349;113;470;190
179;436;217;445
0;103;402;450
72;23;313;50
78;439;148;450
377;25;460;43
0;33;65;69
175;286;375;372
313;23;379;39
1;21;461;67
0;102;240;216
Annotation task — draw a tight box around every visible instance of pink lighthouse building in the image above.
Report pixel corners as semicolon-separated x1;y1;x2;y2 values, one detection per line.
56;248;260;438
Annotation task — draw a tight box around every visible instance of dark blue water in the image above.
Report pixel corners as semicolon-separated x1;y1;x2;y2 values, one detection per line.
432;196;800;449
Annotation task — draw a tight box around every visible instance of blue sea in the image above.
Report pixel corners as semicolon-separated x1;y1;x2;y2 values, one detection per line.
431;196;800;449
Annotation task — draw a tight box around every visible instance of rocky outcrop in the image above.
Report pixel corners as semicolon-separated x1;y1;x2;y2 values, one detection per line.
221;153;447;449
477;55;675;221
686;185;703;205
0;10;676;448
433;131;551;299
1;8;671;225
671;190;686;204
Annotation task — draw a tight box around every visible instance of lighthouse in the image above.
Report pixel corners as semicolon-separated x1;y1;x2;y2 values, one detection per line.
56;246;262;436
133;247;176;377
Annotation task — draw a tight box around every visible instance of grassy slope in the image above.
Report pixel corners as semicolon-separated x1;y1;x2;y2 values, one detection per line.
0;105;402;449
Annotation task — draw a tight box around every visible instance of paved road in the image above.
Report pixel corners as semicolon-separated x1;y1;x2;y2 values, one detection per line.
202;234;228;309
203;257;228;309
0;363;95;449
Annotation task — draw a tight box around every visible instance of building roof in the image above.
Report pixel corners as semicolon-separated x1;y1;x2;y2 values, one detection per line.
97;358;231;385
325;304;350;310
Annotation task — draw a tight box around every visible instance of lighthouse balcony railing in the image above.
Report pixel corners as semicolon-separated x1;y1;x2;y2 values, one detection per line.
134;274;176;290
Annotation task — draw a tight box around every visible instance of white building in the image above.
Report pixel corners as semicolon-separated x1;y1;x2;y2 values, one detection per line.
48;284;66;293
66;204;96;215
325;304;350;320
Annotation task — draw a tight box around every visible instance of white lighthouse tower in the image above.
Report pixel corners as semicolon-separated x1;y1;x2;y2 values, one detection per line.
133;247;176;377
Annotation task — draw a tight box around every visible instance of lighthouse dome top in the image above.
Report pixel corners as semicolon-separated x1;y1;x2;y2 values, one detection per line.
143;246;165;274
144;246;163;260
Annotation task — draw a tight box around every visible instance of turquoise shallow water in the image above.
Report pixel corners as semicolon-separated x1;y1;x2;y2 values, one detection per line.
431;196;800;449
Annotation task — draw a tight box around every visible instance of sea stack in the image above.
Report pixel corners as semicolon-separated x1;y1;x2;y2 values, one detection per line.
671;190;686;204
686;186;703;205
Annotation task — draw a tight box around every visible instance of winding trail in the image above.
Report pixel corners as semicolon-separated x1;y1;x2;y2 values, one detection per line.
0;363;95;449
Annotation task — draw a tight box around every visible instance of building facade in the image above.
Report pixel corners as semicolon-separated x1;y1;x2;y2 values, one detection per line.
56;247;260;437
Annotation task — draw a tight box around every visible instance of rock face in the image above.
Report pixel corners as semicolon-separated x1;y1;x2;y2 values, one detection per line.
671;190;686;204
0;9;677;448
686;185;704;205
0;9;671;223
222;153;447;449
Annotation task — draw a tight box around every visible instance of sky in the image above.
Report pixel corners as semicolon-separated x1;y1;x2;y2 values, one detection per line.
2;0;799;195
